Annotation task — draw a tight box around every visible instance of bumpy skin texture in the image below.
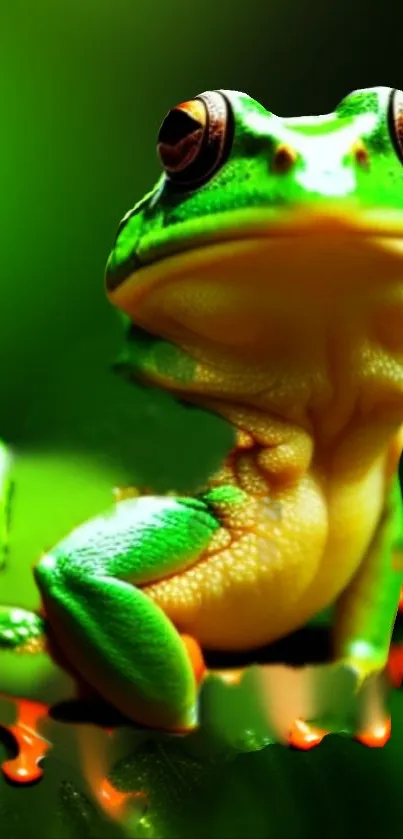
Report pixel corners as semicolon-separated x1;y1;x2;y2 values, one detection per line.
10;86;403;732
35;494;220;730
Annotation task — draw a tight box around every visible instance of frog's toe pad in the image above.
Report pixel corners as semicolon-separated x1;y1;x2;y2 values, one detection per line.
99;778;148;820
288;719;328;750
354;716;391;748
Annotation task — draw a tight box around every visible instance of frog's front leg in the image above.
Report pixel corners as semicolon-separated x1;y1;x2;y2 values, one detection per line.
333;474;403;685
328;474;403;747
290;474;403;750
33;495;219;732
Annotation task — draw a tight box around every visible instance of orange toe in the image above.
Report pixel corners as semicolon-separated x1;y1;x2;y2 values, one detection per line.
99;778;147;819
1;699;50;784
288;719;327;750
355;716;391;748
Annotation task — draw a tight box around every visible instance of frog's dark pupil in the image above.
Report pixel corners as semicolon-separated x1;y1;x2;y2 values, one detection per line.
158;110;202;146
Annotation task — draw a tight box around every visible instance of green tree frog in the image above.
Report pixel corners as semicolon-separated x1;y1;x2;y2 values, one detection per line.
4;85;403;742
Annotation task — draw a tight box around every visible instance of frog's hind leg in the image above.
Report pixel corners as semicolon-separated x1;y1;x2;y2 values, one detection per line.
34;496;218;733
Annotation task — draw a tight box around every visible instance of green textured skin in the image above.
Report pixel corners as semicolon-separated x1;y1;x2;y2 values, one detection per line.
34;494;220;730
103;84;403;692
4;87;403;733
0;606;45;649
106;86;403;388
107;88;401;273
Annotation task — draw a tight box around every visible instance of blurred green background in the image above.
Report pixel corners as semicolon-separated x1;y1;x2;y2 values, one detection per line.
1;1;403;837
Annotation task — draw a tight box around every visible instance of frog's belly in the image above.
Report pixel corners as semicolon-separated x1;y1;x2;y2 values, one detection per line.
144;467;385;650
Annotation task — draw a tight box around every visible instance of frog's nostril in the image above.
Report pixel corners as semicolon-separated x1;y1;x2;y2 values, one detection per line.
351;140;370;169
272;143;298;174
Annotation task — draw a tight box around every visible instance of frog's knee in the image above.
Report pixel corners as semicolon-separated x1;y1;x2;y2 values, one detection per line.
34;553;57;587
34;551;77;599
34;557;57;612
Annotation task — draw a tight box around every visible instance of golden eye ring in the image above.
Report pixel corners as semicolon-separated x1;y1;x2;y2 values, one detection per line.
157;90;233;189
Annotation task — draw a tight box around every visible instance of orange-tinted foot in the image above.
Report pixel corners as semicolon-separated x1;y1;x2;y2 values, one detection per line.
288;719;327;750
1;699;50;783
99;777;147;820
355;715;391;748
386;644;403;688
181;634;206;686
399;587;403;613
81;728;148;821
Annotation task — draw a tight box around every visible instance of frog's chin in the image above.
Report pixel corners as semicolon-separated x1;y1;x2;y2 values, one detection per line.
105;205;403;299
106;205;403;350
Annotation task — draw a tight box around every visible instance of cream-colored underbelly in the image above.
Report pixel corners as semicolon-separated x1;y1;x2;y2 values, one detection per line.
144;459;386;650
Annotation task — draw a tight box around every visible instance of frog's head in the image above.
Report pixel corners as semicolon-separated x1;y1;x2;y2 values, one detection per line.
105;87;403;396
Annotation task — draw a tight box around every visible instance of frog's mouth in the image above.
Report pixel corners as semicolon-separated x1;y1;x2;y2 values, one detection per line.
106;205;403;346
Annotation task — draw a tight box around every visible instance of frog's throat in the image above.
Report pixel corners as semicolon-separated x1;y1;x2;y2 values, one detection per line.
106;205;403;304
107;219;403;372
108;205;403;443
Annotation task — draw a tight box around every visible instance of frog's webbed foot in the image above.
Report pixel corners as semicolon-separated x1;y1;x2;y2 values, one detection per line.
1;698;50;783
98;776;148;822
287;654;391;751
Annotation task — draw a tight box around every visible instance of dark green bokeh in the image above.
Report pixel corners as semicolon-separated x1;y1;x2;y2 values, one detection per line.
1;1;403;837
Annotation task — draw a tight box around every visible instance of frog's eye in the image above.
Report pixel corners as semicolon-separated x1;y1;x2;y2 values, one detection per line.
388;89;403;162
157;90;233;188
